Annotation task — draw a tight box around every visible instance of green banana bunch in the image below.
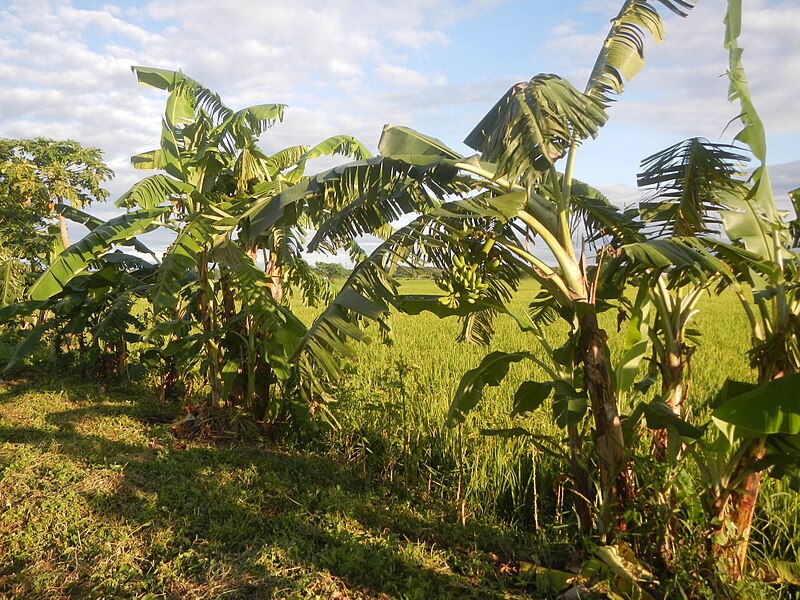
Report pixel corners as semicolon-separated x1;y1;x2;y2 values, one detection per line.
438;249;492;308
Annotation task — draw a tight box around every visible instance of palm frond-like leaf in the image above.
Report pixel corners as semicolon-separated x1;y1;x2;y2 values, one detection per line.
245;124;483;251
55;204;158;258
132;66;233;126
464;75;607;183
264;224;332;307
308;157;477;254
585;0;695;105
703;238;781;286
380;125;462;159
569;178;644;247
638;137;749;237
283;135;374;184
115;174;192;210
619;237;736;286
721;1;788;262
721;189;786;260
233;146;271;195
266;145;310;177
3;320;54;373
218;104;285;154
245;154;472;252
790;187;800;248
447;351;535;425
292;193;527;383
29;208;169;301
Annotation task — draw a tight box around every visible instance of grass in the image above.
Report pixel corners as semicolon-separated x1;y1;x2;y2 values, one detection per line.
1;280;798;598
300;280;756;527
0;376;550;599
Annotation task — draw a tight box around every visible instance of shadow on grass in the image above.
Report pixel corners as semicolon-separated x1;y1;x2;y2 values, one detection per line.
0;376;536;599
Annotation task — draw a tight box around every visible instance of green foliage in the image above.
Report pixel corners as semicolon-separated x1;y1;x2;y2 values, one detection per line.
19;66;376;428
313;261;350;281
637;138;749;238
28;208;167;301
0;137;114;294
447;351;534;426
464;75;607;183
0;375;545;599
3;1;799;595
713;373;800;438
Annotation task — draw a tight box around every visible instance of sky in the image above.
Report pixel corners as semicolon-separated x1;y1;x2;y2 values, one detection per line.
1;0;798;260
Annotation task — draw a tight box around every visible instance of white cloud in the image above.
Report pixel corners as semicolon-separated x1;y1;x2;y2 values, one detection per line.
58;4;155;45
594;183;642;209
542;0;800;145
771;160;800;208
1;0;795;251
375;64;440;89
388;28;449;50
0;0;489;207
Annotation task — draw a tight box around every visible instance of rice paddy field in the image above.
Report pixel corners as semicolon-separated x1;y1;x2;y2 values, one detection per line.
1;279;798;598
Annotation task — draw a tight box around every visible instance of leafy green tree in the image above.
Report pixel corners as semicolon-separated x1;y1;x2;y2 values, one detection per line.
314;262;350;281
25;67;371;423
0;138;113;307
0;138;113;253
244;0;698;537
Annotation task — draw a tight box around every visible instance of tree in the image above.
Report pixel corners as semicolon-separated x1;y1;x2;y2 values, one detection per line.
626;138;748;458
243;0;698;538
24;67;371;423
0;139;113;309
622;1;800;578
701;0;800;578
0;138;113;253
314;262;350;281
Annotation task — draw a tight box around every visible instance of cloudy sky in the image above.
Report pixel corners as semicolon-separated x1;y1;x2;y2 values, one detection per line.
1;0;798;257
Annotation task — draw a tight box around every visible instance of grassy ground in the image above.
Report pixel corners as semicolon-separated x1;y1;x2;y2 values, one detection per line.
1;280;797;598
0;376;550;599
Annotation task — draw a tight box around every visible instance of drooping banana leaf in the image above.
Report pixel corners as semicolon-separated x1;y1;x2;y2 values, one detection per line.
712;373;800;439
585;0;694;105
447;351;535;426
29;207;169;301
464;75;607;183
720;0;789;263
284;135;374;182
55;204;157;258
114;174;193;210
637;137;749;238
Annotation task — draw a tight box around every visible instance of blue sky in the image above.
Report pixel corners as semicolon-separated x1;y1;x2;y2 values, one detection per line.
1;0;798;257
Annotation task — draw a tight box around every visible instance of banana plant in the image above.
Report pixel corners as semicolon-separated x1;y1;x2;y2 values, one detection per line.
1;202;162;367
607;194;741;568
26;66;372;424
242;0;698;537
1;251;156;376
630;1;800;579
691;0;800;579
617;138;750;458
